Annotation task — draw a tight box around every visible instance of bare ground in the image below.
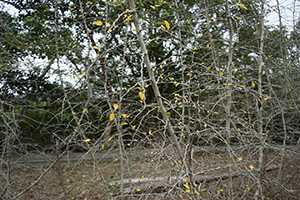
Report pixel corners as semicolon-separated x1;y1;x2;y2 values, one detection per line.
1;145;300;199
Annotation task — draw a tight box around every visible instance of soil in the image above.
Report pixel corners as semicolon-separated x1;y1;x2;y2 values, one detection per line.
1;145;300;199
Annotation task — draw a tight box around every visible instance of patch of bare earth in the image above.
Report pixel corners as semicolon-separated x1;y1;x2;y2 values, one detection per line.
1;148;299;199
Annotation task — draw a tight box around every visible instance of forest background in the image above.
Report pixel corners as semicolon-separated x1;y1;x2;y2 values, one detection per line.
1;0;300;199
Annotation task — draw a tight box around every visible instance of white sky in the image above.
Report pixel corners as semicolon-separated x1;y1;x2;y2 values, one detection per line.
266;0;300;28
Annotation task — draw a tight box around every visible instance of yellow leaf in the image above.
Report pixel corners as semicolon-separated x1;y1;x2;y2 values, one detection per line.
125;9;130;12
183;182;189;189
69;6;76;10
113;104;119;110
178;160;182;164
122;114;128;118
139;92;144;101
109;113;115;121
150;5;156;9
249;164;255;170
142;8;146;11
289;105;293;110
268;54;272;57
203;20;211;25
219;72;224;76
235;16;243;20
109;29;112;32
108;136;114;141
194;190;199;195
102;144;104;149
93;46;99;50
164;20;170;30
83;138;91;142
252;82;255;87
138;87;144;91
123;15;132;22
186;189;191;193
105;22;110;28
93;20;103;26
238;157;242;161
161;25;166;30
187;73;192;76
240;3;248;10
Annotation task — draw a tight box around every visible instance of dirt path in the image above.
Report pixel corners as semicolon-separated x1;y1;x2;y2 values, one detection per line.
3;144;298;164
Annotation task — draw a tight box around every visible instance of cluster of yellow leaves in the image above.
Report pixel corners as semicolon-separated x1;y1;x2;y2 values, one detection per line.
183;180;190;193
203;20;211;25
123;13;132;23
232;1;248;10
161;20;170;31
109;104;120;121
182;179;199;194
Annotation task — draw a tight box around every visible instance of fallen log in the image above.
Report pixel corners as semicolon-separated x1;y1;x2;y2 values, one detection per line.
109;165;279;195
